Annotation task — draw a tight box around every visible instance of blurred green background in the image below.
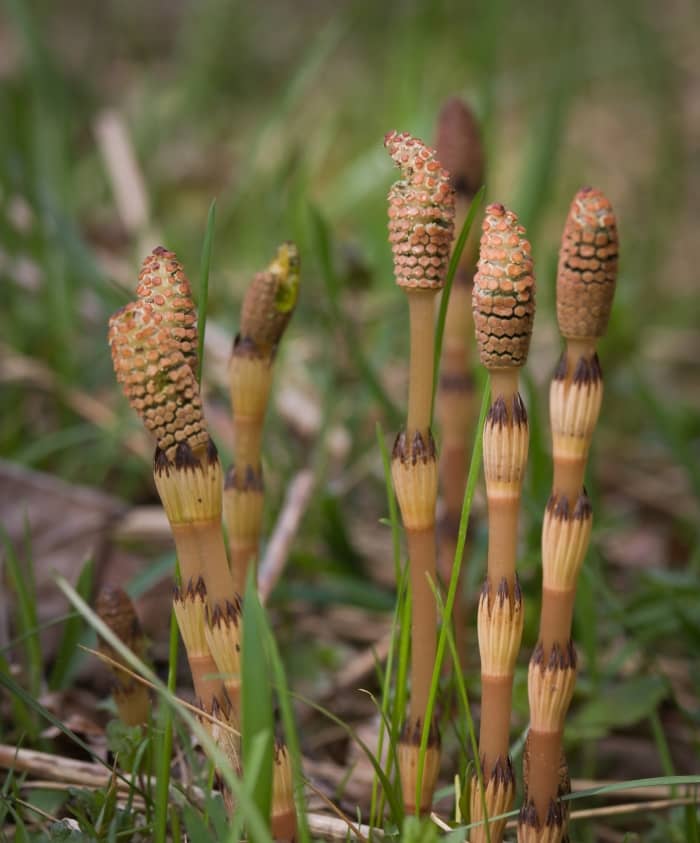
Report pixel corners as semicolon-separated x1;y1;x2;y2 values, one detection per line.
1;0;699;838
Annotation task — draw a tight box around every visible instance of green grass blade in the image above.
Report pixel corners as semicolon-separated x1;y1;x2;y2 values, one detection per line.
415;380;490;825
153;609;180;843
197;198;217;385
242;575;274;841
431;185;485;420
48;556;94;690
1;528;42;699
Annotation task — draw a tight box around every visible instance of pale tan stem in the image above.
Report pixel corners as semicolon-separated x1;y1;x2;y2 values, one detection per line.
193;521;237;607
540;587;576;657
406;526;438;723
479;675;514;774
188;652;225;711
407;290;437;438
526;729;563;827
486;496;520;592
565;338;596;375
552;459;586;506
171;525;205;585
233;417;264;471
489;368;519;407
230;542;258;595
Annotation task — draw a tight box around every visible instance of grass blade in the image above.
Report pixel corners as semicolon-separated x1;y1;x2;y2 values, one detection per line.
48;556;94;690
197;198;217;385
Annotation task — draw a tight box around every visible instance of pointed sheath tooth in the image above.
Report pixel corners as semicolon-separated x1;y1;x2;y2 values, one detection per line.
271;740;297;840
205;599;243;701
434;97;485;199
550;353;603;464
482;394;529;498
173;578;210;658
391;430;438;531
472;203;535;369
542;493;593;590
517;798;565;843
224;465;264;541
478;577;524;676
397;719;441;814
528;642;577;733
108;299;209;461
469;756;515;843
557;187;618;341
239;242;300;354
135;246;199;376
385;130;456;290
153;439;223;525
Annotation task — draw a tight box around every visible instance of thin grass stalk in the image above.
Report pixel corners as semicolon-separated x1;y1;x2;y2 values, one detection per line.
519;188;618;843
469;204;536;842
384;130;456;814
225;243;300;595
434;97;485;673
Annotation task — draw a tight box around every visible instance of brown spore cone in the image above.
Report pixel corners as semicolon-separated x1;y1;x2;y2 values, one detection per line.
434;96;485;199
385;130;456;290
557;187;618;341
473;203;535;368
135;246;199;375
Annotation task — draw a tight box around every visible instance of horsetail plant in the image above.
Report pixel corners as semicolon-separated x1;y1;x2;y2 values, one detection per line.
434;96;485;670
518;188;618;843
385;130;455;814
470;204;536;842
225;242;300;596
95;586;150;727
108;247;241;738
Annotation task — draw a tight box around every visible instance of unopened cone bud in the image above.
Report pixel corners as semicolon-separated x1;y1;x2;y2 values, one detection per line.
240;242;300;353
434;97;485;199
391;430;438;531
557;187;618;341
385;130;456;290
473;204;535;368
542;494;593;590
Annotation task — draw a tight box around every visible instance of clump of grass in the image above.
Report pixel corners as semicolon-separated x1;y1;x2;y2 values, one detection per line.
469;203;536;841
94;586;150;727
434;96;485;671
384;129;455;814
519;187;618;842
224;242;300;596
